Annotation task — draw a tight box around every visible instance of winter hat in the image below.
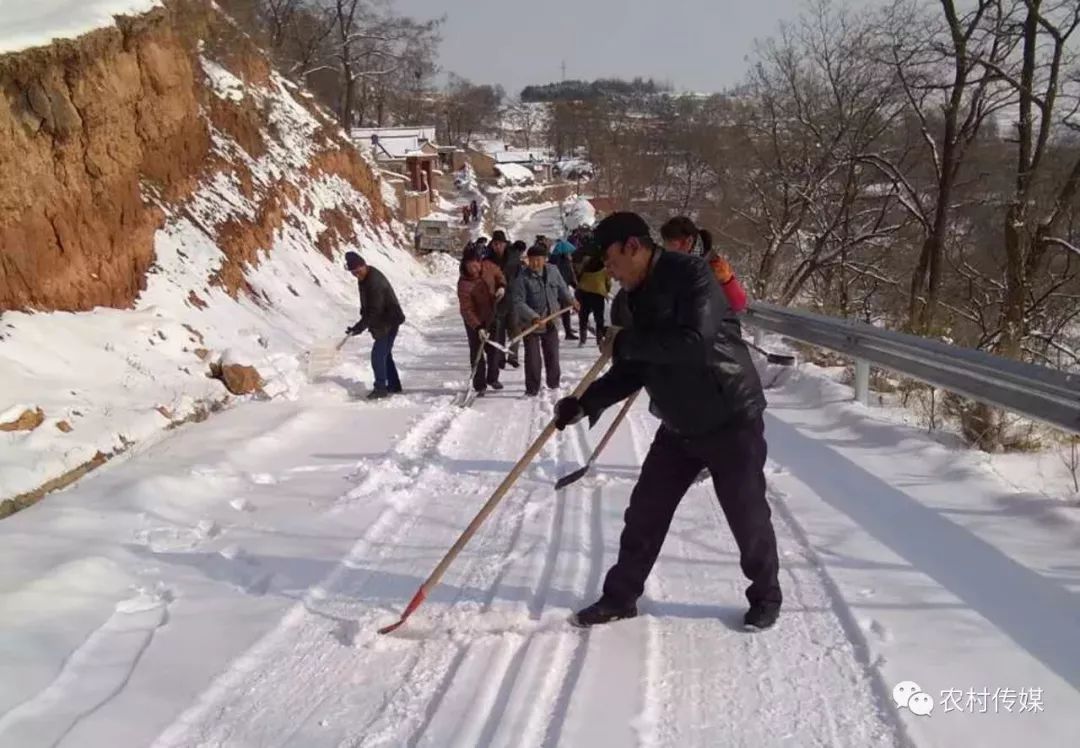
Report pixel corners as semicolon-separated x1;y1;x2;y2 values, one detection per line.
512;240;528;253
344;251;365;270
592;212;652;252
491;230;508;244
527;244;549;258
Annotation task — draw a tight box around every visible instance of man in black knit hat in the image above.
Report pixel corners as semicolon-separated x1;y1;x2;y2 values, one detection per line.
553;212;782;631
344;251;406;400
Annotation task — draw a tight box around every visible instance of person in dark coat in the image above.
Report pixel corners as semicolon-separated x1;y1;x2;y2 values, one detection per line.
344;251;406;400
511;244;577;395
549;238;579;340
660;216;749;313
458;247;507;394
485;232;524;369
553;212;781;631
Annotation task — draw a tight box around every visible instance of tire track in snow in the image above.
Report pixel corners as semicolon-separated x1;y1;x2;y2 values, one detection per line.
353;395;554;748
151;401;470;748
387;354;607;748
466;401;601;748
530;408;607;748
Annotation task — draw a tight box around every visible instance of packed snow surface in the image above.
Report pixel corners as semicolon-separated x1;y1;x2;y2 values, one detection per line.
0;0;161;53
1;205;1079;746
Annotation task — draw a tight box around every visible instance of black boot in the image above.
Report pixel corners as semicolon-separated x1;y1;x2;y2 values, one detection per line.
366;387;391;401
743;603;780;632
488;381;504;390
570;598;637;628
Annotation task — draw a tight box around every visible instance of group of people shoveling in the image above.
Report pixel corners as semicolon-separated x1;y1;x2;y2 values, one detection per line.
360;211;784;637
453;217;750;400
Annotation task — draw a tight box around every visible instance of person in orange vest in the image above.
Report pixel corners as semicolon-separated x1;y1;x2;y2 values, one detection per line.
660;216;748;313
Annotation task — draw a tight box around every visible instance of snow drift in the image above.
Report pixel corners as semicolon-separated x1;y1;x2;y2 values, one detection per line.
0;0;443;513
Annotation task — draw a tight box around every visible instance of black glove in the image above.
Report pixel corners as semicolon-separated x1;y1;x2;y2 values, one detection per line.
346;322;365;336
554;396;586;430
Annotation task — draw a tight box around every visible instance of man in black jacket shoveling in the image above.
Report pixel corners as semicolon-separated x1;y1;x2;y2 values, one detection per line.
344;251;406;400
554;213;782;631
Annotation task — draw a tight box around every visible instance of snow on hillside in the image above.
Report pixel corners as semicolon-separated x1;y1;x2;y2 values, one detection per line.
0;0;161;54
0;47;450;505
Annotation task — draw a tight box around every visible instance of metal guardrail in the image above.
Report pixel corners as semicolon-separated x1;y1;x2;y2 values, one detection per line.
743;301;1080;436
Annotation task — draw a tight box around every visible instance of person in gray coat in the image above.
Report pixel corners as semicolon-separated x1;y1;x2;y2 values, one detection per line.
511;244;579;395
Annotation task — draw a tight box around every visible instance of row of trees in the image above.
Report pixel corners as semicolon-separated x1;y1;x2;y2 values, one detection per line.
219;0;454;132
534;0;1080;447
219;1;510;142
521;78;671;103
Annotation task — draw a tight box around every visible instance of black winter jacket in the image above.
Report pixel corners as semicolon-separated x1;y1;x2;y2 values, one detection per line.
548;253;577;288
353;266;406;340
580;249;766;436
487;245;523;317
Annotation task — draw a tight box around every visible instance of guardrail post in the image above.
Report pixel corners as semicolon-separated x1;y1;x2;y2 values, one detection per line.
854;359;870;405
753;327;765;348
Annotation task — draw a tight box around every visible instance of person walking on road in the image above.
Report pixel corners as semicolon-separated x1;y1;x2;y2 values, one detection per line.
486;232;524;369
344;251;406;400
458;247;507;395
512;243;578;396
552;212;782;631
660;216;748;313
549;237;579;340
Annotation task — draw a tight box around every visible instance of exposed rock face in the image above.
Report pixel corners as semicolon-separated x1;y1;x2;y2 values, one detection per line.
219;363;263;396
0;0;391;313
0;408;45;432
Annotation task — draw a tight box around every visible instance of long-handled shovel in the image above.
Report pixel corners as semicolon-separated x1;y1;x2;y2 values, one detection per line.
454;329;491;407
483;307;574;355
554;389;640;490
307;335;351;379
378;344;614;635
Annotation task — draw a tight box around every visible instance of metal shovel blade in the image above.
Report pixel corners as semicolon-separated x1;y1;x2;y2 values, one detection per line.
765;352;796;366
555;464;590;490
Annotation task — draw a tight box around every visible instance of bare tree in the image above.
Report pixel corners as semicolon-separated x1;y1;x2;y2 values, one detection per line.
863;0;1018;334
724;1;909;309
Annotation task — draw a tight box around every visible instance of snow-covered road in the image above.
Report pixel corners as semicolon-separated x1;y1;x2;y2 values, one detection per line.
2;295;1078;747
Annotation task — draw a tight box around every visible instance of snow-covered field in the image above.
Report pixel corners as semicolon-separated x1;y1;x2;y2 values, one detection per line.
2;254;1078;745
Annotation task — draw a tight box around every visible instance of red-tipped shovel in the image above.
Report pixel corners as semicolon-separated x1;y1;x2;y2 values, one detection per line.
378;342;614;635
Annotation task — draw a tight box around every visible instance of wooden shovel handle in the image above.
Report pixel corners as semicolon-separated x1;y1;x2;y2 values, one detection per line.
417;342;613;598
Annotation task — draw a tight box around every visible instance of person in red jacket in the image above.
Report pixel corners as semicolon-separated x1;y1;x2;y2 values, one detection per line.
660;216;748;313
457;247;506;395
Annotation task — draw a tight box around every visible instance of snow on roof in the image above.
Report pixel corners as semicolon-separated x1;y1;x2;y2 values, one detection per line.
0;0;161;54
351;126;438;160
352;126;436;141
493;149;548;164
494;162;535;185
